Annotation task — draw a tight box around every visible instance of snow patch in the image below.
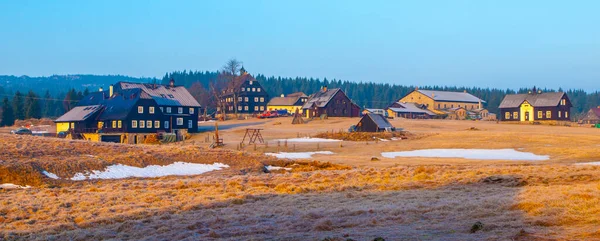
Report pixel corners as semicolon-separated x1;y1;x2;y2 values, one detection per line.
575;162;600;166
279;137;341;143
265;165;292;171
265;151;335;159
0;183;31;189
70;162;229;180
42;170;60;179
381;149;549;161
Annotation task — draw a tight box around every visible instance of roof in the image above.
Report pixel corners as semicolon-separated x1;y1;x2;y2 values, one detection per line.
77;91;110;106
55;105;102;122
416;90;486;103
364;108;385;113
302;88;342;109
267;96;303;106
364;113;394;128
223;73;256;93
287;92;307;98
118;81;200;107
388;102;436;115
499;92;568;108
96;89;144;120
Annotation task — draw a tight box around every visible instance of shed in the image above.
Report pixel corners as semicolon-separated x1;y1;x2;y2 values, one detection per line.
355;114;394;132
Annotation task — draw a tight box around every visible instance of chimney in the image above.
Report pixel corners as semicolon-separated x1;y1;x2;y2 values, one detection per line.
432;93;435;98
169;78;175;87
464;90;467;93
99;87;103;92
109;84;114;97
322;86;328;92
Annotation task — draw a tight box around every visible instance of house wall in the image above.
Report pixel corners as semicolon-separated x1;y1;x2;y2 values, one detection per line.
324;91;359;117
56;122;71;133
399;91;480;111
222;80;269;114
356;116;378;132
267;105;303;114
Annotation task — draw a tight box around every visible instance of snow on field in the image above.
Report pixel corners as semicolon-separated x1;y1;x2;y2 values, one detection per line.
0;183;31;189
381;149;549;161
70;162;229;180
279;137;341;143
265;165;292;171
575;162;600;165
42;170;60;179
265;151;335;159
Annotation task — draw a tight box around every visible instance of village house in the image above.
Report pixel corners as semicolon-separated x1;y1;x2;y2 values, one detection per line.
302;86;361;118
398;89;486;116
386;102;436;119
355;113;395;132
54;79;201;143
362;108;387;116
580;107;600;125
220;68;269;115
499;89;572;122
266;92;308;114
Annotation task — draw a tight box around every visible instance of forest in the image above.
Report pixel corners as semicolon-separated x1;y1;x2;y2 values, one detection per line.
0;70;599;126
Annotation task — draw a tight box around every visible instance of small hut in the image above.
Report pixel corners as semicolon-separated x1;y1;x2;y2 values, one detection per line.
355;114;395;132
581;107;600;124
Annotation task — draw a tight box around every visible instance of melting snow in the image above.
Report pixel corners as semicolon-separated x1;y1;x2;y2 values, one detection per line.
0;183;31;189
575;162;600;166
70;162;229;180
265;151;335;159
279;138;341;143
381;149;549;161
42;170;60;179
265;165;292;171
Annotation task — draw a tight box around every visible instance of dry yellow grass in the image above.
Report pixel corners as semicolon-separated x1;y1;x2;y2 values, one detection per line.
1;118;600;240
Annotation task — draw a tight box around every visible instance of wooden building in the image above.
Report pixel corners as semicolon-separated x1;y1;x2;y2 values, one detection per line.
355;113;395;132
499;90;572;122
386;102;435;119
220;70;269;115
580;107;600;124
302;87;361;118
267;92;308;114
54;79;201;142
398;89;486;113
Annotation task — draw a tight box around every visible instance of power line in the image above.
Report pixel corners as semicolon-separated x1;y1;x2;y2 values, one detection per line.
0;94;81;102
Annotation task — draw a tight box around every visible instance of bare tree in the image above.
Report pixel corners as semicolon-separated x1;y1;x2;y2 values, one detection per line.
220;58;243;116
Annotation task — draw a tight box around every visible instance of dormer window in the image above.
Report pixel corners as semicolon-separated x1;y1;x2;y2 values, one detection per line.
138;106;144;113
249;81;253;85
168;94;175;98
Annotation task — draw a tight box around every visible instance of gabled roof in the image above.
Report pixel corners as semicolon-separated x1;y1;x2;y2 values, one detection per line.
267;96;302;106
499;92;568;108
364;113;394;129
302;88;343;109
97;89;146;120
287;92;307;98
55;105;102;122
117;81;200;107
388;102;436;115
223;73;257;93
77;91;110;106
415;90;486;103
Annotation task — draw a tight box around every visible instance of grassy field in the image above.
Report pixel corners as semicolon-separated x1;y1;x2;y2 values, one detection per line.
1;118;600;240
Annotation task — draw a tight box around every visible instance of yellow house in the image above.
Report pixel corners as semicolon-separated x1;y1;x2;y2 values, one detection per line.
267;92;308;114
398;89;485;113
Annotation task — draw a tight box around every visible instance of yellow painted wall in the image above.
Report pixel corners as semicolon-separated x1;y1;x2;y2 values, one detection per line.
56;122;71;133
399;91;480;111
81;133;100;142
267;105;303;114
519;101;534;122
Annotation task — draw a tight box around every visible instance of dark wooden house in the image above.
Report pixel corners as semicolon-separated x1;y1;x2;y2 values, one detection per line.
581;107;600;124
302;87;361;118
356;113;395;132
499;90;572;122
220;71;269;115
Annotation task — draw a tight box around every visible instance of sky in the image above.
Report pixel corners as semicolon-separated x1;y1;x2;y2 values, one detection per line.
0;0;599;90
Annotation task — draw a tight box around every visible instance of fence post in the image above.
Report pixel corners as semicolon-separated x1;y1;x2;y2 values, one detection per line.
317;143;320;151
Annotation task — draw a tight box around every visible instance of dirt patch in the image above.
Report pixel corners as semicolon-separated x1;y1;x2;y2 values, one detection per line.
313;131;411;142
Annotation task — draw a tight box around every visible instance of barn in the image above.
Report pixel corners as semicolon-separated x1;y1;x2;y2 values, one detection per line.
581;107;600;124
355;113;395;132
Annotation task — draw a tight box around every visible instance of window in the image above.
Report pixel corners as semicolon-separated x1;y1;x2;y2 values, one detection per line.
189;108;194;114
249;81;253;85
241;87;245;92
505;112;510;120
513;112;518;119
566;112;569;118
112;121;116;128
118;121;122;128
132;120;138;128
254;97;258;102
168;94;174;98
147;120;152;128
244;97;249;102
257;88;261;92
164;121;169;129
177;118;183;125
561;99;566;105
444;104;447;108
188;120;192;128
178;107;183;114
149;107;155;114
254;106;258;111
438;104;441;109
546;111;552;118
138;106;144;113
166;107;171;113
537;111;542;119
260;97;264;102
229;106;233;111
140;120;145;128
238;97;242;102
252;88;256;92
244;106;248;111
558;111;562;118
238;106;242;111
260;106;264;111
154;121;160;128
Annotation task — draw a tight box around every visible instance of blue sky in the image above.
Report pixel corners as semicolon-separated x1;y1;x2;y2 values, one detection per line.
1;0;599;90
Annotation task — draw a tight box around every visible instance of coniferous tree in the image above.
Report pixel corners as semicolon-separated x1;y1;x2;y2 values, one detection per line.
0;97;15;127
42;90;53;117
12;91;25;120
24;90;42;119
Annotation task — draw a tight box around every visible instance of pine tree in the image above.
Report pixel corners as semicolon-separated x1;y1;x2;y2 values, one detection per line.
42;90;53;117
0;97;15;127
24;90;42;119
83;88;90;97
12;91;25;120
